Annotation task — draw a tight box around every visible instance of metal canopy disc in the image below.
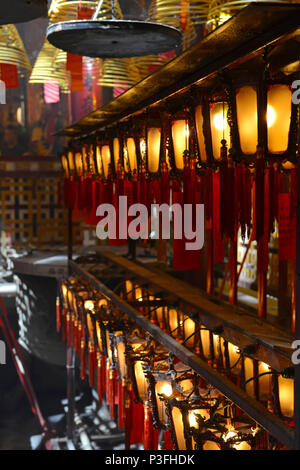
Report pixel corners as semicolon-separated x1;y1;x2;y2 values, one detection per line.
46;20;182;58
0;0;47;25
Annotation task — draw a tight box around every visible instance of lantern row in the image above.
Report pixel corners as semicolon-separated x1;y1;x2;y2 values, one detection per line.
58;276;280;450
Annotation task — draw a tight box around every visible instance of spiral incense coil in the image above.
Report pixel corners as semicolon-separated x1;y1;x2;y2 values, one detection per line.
48;0;123;23
149;0;209;26
148;0;202;49
206;0;288;29
98;58;135;89
128;53;173;83
29;40;69;92
0;24;31;72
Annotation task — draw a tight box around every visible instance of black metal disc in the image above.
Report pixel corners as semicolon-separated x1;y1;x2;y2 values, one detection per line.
47;20;182;58
0;0;47;25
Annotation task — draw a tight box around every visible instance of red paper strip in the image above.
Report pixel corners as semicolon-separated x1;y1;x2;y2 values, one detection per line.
212;171;224;264
0;64;18;88
278;193;296;261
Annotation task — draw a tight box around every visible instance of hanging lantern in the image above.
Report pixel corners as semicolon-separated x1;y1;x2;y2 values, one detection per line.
231;75;297;163
98;143;112;179
278;375;294;418
194;93;231;163
170;115;189;171
146;118;162;175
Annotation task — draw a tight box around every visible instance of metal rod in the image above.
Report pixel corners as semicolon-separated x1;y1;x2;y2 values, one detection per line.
92;0;105;20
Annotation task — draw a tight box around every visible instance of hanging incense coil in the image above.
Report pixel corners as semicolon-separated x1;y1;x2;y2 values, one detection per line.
0;24;31;73
29;40;69;93
128;53;173;83
48;0;123;23
206;0;288;30
148;0;203;50
47;0;182;58
149;0;209;26
98;58;135;89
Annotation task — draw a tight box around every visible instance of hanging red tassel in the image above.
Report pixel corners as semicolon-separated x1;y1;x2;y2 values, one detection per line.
105;359;111;405
88;341;95;387
109;369;116;420
255;147;265;243
125;385;132;449
212;171;224;264
129;391;144;445
97;352;103;405
143;403;154;450
118;379;126;429
66;312;71;347
204;169;213;230
163;430;174;450
160;161;170;204
61;308;67;342
56;297;61;333
73;318;78;353
80;337;86;381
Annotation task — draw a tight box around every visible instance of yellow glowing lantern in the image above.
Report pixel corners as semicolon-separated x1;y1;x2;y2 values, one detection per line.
168;309;180;332
125;280;133;301
235;86;258;155
195;105;207;162
115;335;126;379
140;138;146;162
183;317;196;348
101;145;111;178
200;328;211;359
171;119;189;170
147;127;162;174
243;357;255;396
126;137;138;172
171;406;186;450
223;427;251;450
267;84;292;154
258;362;271;398
135;286;143;302
95;146;103;176
82;146;88;173
67;150;75;174
113;137;120;170
61;154;69;178
75;151;83;177
209;102;230;160
278;375;294;418
233;81;295;161
155;381;173;424
134;360;148;402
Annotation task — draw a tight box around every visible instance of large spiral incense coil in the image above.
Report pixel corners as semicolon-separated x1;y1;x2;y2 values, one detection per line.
48;0;123;23
206;0;288;29
148;0;204;49
128;53;173;83
0;24;31;73
47;0;182;58
98;58;135;89
29;40;69;92
149;0;209;26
